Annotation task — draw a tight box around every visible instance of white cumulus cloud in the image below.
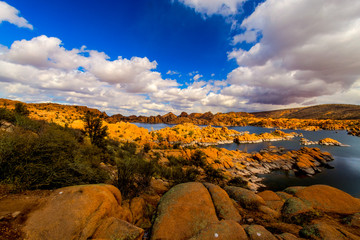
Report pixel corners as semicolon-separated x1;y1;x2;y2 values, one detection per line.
176;0;246;16
0;1;33;29
227;0;360;105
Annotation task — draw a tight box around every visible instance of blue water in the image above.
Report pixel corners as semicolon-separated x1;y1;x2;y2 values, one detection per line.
133;122;176;131
218;126;360;197
133;123;360;197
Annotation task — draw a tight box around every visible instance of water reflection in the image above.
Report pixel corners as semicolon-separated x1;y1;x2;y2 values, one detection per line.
132;122;360;197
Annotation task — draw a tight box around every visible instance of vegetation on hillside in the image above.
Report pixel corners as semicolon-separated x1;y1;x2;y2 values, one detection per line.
252;104;360;120
0;105;109;191
0;105;227;196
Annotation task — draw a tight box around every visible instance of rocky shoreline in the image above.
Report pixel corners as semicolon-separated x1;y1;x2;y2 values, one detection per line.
2;183;359;239
300;137;350;146
227;147;334;191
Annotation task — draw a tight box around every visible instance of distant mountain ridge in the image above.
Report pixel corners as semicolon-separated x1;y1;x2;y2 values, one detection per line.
251;104;360;120
1;99;359;125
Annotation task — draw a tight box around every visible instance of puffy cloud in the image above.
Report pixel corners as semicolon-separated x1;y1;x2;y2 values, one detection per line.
166;70;180;75
1;35;242;115
1;35;179;94
232;29;258;44
0;1;33;29
193;73;203;81
227;0;360;105
176;0;246;16
0;35;182;115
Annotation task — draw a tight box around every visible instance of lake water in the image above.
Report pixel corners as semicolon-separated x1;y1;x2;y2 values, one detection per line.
134;123;360;197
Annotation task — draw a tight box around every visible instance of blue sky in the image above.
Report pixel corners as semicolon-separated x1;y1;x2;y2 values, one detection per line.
1;0;360;115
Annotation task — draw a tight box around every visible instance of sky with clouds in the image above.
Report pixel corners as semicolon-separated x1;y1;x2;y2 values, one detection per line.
0;0;360;116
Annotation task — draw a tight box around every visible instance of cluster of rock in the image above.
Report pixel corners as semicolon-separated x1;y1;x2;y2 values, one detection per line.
7;183;360;239
348;127;360;137
229;147;334;189
0;120;14;132
234;130;301;144
107;111;253;126
151;146;335;191
300;137;347;146
154;123;244;145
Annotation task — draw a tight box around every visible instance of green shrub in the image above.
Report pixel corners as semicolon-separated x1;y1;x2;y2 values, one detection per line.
116;155;155;198
0;108;16;123
167;155;188;167
157;165;199;185
191;150;206;167
0;119;109;191
204;165;225;184
143;143;151;153
227;176;248;188
14;103;29;116
83;112;108;150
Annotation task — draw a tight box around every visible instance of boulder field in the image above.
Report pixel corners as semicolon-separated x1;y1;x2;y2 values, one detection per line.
1;183;360;239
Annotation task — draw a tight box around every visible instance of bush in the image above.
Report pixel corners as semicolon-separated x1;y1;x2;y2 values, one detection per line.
227;176;248;188
116;155;155;198
167;155;188;167
156;165;199;185
204;166;225;184
83;112;108;150
14;103;29;116
0;108;16;123
143;143;151;153
0;119;109;191
191;150;206;167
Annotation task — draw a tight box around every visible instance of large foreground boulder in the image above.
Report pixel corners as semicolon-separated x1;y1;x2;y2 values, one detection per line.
151;182;218;240
225;186;265;209
300;220;360;240
189;220;247;240
151;182;246;240
294;185;360;214
203;183;242;222
244;225;277;240
23;184;143;240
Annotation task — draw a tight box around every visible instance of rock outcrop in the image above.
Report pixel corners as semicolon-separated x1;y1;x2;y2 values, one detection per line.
301;137;347;146
293;185;360;214
151;183;360;239
23;184;143;240
224;186;266;209
2;182;360;239
151;182;247;240
234;130;299;144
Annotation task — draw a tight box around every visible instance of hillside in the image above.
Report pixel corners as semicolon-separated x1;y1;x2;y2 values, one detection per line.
1;99;360;136
252;104;360;119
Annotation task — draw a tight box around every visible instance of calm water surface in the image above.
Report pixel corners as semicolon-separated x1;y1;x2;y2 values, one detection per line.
133;123;360;197
221;126;360;197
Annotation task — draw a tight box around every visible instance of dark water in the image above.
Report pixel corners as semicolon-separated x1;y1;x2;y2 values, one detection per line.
133;123;360;197
220;126;360;198
133;122;176;131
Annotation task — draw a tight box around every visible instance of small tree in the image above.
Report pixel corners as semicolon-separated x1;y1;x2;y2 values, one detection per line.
83;112;108;149
14;103;29;116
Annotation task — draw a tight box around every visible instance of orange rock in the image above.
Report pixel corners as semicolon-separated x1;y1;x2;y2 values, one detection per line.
245;224;277;240
150;178;169;195
294;185;360;214
318;137;342;146
300;220;360;240
130;197;146;226
92;217;144;240
203;183;242;222
189;220;248;240
225;186;266;209
151;182;218;240
23;184;127;240
257;191;282;202
257;191;284;212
